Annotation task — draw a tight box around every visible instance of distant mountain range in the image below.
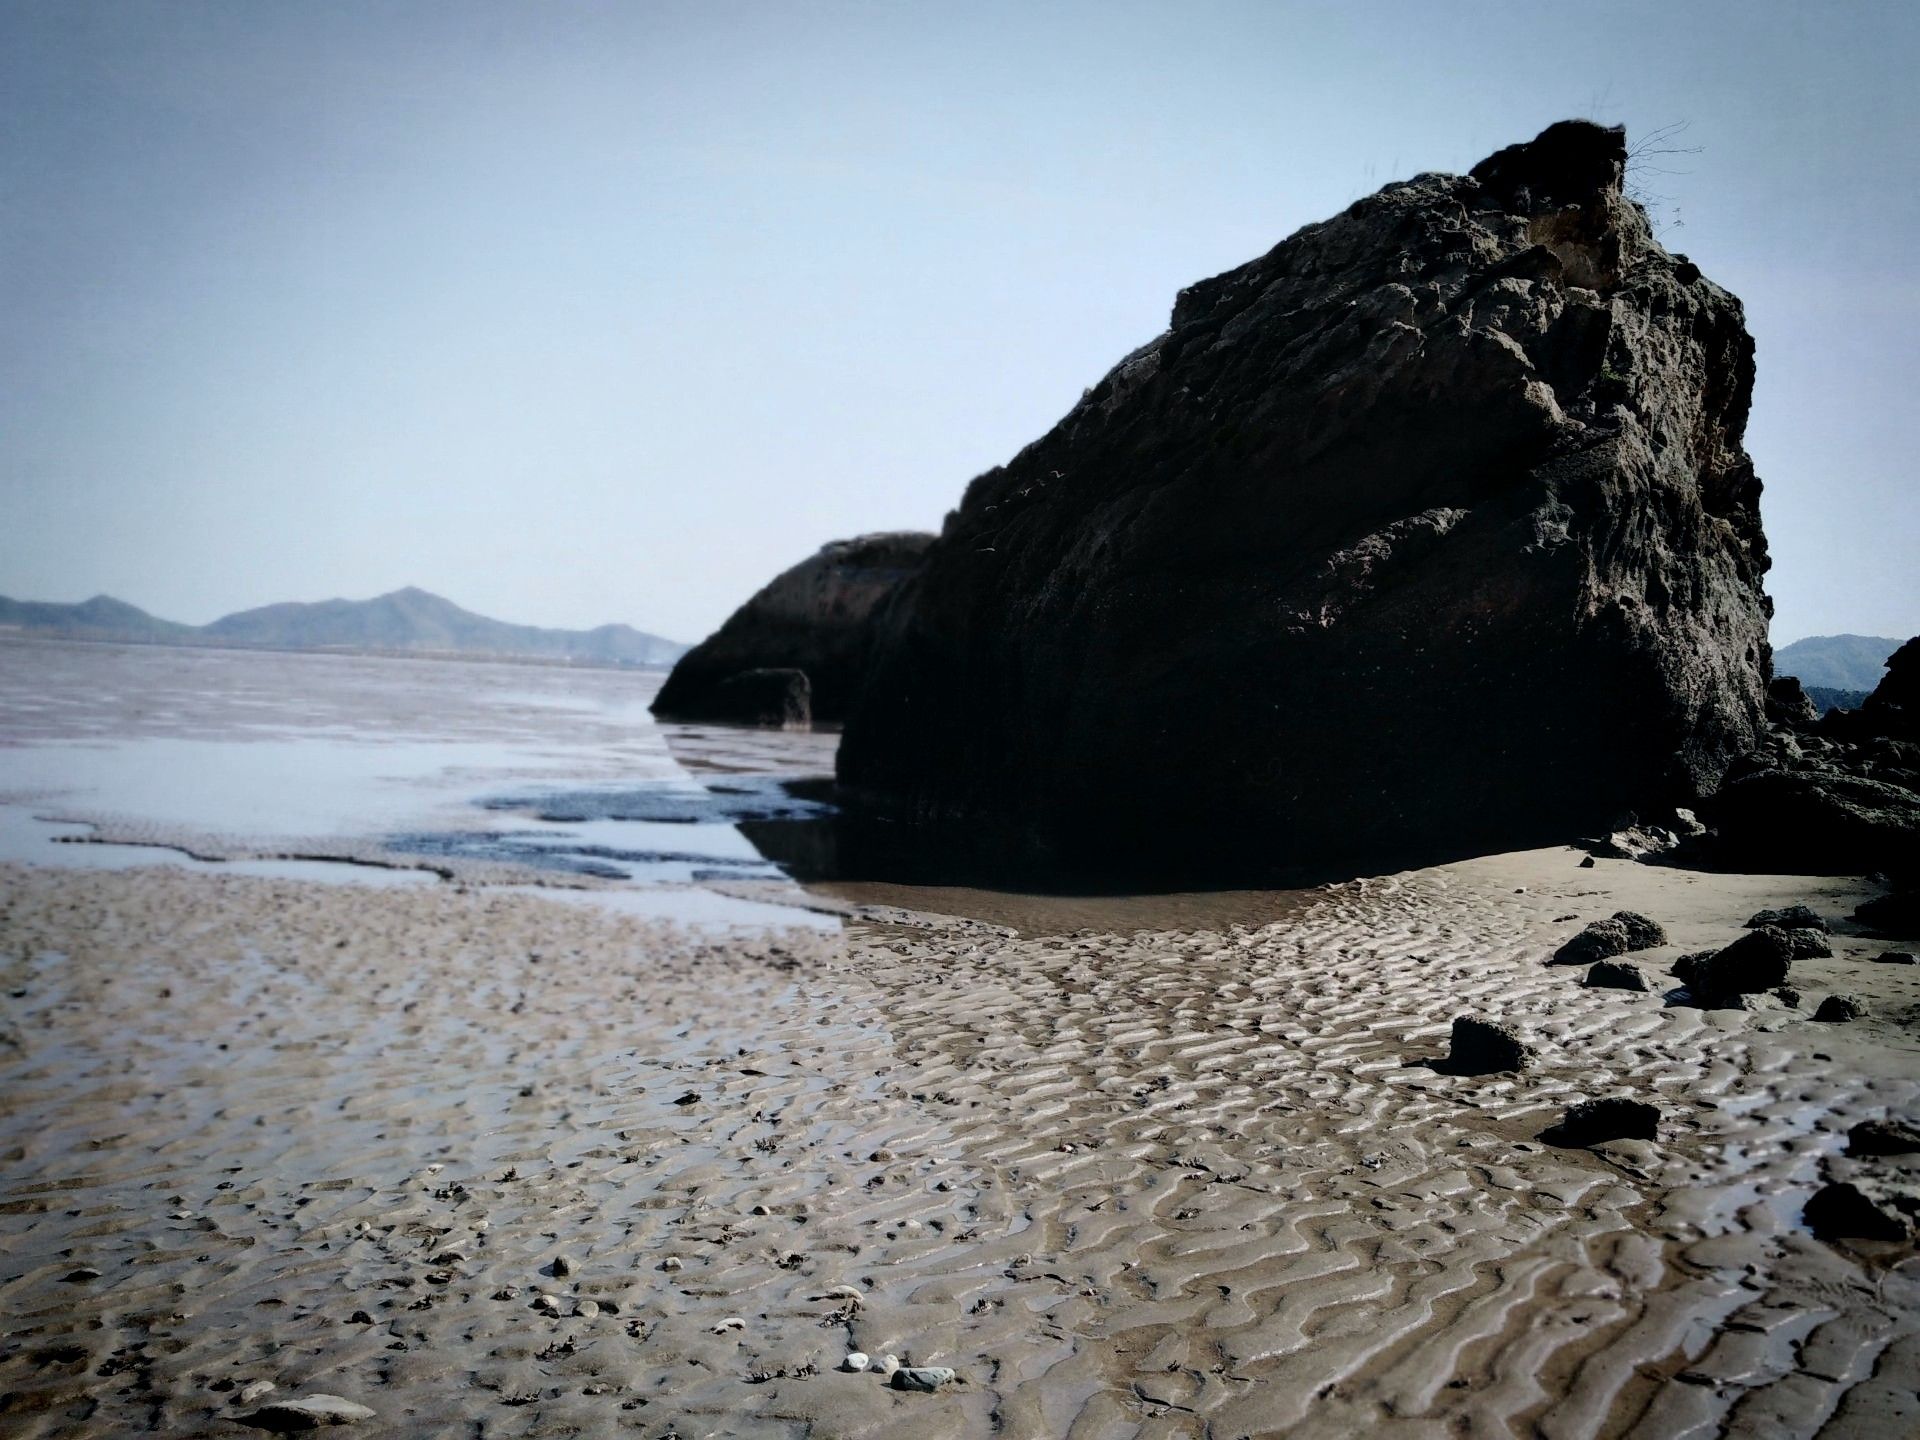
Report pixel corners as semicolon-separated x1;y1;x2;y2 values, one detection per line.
1773;634;1902;692
0;587;688;667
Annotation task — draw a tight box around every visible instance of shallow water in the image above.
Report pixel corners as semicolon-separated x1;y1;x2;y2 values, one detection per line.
0;637;833;926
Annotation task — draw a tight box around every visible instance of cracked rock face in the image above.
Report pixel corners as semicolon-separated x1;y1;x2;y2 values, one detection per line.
839;120;1771;879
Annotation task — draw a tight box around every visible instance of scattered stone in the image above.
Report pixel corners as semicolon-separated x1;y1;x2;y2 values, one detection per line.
891;1366;957;1393
1445;1017;1533;1075
1815;994;1864;1023
1551;912;1666;966
841;1352;871;1373
1805;1177;1919;1241
1773;986;1802;1007
876;1354;901;1378
710;1316;746;1334
531;1295;562;1316
1744;904;1828;931
1875;950;1917;965
574;1300;600;1319
1849;1118;1920;1157
1583;960;1651;992
673;1092;700;1107
240;1393;375;1430
549;1254;574;1277
812;1284;863;1308
1544;1097;1660;1147
59;1266;101;1283
347;1310;374;1324
238;1381;276;1406
659;1257;683;1272
1672;927;1794;999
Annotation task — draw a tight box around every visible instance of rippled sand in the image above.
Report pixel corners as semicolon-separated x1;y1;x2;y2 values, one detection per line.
2;850;1917;1437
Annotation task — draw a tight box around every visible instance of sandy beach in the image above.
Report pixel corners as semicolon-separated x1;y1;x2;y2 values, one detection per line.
3;846;1915;1438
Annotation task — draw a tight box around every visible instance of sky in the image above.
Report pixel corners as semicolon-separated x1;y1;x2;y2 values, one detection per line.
3;1;1915;647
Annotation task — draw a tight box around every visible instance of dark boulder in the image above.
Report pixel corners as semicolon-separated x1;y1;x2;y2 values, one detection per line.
1804;1163;1920;1242
1848;1117;1920;1157
838;121;1771;880
1766;676;1820;728
1584;959;1651;992
1744;904;1827;931
653;533;933;727
1551;910;1666;965
1443;1016;1533;1074
1543;1096;1660;1146
1672;926;1794;998
1814;994;1864;1023
1875;950;1917;965
1786;928;1832;959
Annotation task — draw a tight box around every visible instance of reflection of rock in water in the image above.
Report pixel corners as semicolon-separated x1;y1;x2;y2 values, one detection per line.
388;829;783;882
480;776;832;826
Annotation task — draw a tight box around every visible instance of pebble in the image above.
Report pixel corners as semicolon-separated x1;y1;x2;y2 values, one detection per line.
841;1352;871;1372
815;1284;863;1307
237;1380;276;1405
574;1300;601;1319
550;1253;574;1277
877;1353;901;1377
659;1256;683;1272
532;1294;562;1316
891;1366;956;1392
711;1316;746;1334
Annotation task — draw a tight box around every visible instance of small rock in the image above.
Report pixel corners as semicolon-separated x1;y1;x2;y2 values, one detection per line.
241;1393;375;1430
1444;1016;1533;1074
574;1300;600;1319
1849;1118;1920;1156
1583;960;1650;992
347;1310;374;1324
1815;994;1864;1023
813;1284;863;1308
238;1381;277;1405
841;1352;871;1373
876;1354;901;1377
1745;904;1828;931
1805;1179;1915;1241
531;1295;562;1316
1551;912;1666;966
1773;985;1802;1007
891;1366;957;1393
59;1266;102;1283
550;1254;574;1277
1874;950;1917;965
1545;1097;1660;1147
710;1316;746;1334
659;1257;683;1272
674;1091;701;1107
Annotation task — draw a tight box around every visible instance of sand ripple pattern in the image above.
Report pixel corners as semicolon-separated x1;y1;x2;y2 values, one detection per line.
1;856;1916;1438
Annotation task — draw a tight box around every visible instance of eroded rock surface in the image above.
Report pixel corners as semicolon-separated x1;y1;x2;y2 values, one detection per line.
840;122;1769;877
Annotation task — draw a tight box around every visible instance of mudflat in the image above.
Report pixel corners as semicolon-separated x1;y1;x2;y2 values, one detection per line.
3;846;1915;1437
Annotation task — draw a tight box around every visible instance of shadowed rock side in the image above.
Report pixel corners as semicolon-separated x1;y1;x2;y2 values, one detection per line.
840;121;1771;879
652;533;933;727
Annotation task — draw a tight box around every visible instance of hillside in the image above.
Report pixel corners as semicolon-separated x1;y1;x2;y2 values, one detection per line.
1774;633;1901;691
0;587;686;667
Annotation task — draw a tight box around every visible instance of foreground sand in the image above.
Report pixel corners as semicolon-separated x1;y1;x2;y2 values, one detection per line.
1;852;1916;1438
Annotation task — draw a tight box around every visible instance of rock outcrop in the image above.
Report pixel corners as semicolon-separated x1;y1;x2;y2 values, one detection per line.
839;122;1771;878
1704;632;1920;875
653;533;933;727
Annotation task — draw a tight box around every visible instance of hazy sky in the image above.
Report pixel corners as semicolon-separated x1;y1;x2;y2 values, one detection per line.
4;1;1915;645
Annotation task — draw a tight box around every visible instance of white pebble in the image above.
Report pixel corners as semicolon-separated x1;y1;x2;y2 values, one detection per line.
841;1352;870;1373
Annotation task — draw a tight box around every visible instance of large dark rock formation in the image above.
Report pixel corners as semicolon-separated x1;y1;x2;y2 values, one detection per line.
839;121;1771;878
652;533;933;727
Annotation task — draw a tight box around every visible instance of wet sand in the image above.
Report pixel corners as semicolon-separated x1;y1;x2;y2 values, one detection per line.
3;848;1917;1437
